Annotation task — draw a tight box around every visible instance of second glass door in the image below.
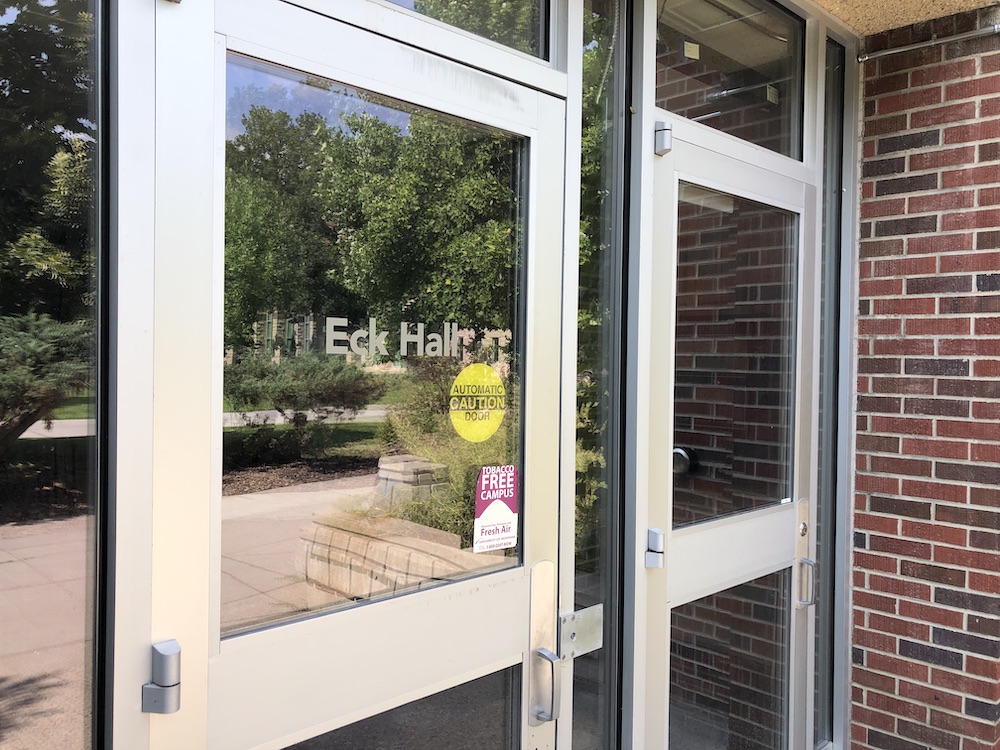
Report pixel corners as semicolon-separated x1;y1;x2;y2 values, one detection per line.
648;135;818;749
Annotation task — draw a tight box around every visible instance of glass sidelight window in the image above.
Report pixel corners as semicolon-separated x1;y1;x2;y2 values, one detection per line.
655;0;805;158
222;54;526;635
673;183;798;527
0;2;102;748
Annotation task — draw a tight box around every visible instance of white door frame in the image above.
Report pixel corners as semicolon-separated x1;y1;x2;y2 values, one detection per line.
110;0;579;747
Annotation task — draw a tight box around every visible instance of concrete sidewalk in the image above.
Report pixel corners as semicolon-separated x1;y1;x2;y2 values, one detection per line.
0;516;91;750
0;472;381;749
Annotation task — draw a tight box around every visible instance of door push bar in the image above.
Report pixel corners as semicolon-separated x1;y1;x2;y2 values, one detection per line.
142;640;181;714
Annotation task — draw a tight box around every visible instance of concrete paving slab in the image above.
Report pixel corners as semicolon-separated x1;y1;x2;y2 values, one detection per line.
0;560;51;590
1;514;91;750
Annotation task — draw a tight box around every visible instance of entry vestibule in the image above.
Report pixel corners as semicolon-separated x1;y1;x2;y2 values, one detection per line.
110;0;858;746
3;0;875;746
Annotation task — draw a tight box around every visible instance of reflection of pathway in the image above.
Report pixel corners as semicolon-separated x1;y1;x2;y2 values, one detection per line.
19;406;390;440
0;516;90;750
221;474;379;633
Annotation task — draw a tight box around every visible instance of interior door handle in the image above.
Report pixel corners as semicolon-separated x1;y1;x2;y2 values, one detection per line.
534;647;561;722
798;558;817;608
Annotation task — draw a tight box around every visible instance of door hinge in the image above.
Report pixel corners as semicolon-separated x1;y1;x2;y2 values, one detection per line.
654;121;673;156
645;527;665;568
559;604;603;660
142;640;181;714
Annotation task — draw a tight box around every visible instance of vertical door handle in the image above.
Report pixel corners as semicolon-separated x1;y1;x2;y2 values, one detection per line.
528;560;558;726
534;647;561;722
798;558;817;608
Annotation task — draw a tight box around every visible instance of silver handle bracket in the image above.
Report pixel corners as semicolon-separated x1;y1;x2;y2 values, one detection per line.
559;604;604;660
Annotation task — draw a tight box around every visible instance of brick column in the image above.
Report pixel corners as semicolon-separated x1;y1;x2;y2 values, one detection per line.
855;7;1000;750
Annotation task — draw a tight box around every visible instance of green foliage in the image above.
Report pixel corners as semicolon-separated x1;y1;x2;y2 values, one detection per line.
574;7;619;565
224;107;362;349
0;313;91;450
381;357;517;547
415;0;542;56
222;420;381;471
318;110;522;337
224;353;385;424
0;1;94;257
0;2;98;453
223;354;384;468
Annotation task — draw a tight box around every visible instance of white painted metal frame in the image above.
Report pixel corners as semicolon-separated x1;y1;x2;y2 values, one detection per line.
109;1;157;747
120;0;572;747
655;136;814;749
283;0;570;97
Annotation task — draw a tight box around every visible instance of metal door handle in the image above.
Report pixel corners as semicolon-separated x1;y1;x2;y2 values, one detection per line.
798;558;817;607
534;647;561;722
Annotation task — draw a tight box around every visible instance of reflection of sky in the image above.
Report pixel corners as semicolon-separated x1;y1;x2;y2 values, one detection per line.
226;56;411;141
0;7;19;25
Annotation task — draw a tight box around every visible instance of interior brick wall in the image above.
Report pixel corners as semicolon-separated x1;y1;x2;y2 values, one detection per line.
854;7;1000;750
674;194;796;526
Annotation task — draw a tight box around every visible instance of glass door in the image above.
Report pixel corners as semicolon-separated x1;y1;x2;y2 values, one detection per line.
646;134;819;749
141;1;567;747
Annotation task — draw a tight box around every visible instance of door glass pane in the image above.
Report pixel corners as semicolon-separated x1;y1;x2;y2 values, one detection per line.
655;0;805;159
287;667;519;749
669;569;791;750
383;0;547;58
673;183;797;528
0;1;102;747
222;54;525;635
575;0;627;746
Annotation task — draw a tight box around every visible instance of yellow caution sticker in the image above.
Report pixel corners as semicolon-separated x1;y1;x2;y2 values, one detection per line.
449;363;506;443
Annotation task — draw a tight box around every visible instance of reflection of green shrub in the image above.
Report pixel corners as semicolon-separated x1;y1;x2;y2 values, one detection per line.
223;421;380;471
0;313;92;452
223;354;383;466
384;357;519;547
225;353;384;423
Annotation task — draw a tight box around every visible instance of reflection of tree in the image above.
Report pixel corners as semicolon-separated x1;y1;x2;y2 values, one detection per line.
322;111;521;337
415;0;542;56
225;93;522;352
576;7;618;561
0;672;66;741
225;107;363;350
0;0;95;450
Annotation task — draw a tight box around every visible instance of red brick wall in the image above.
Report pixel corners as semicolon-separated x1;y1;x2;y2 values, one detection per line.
855;7;1000;750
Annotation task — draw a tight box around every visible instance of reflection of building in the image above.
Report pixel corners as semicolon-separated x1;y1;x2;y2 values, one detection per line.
254;310;322;358
252;310;513;367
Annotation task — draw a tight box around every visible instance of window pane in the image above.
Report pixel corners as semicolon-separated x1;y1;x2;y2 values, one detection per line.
815;37;845;748
222;55;525;635
670;569;791;750
673;184;797;527
0;0;101;747
383;0;547;58
575;0;627;746
288;667;519;749
655;0;804;158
